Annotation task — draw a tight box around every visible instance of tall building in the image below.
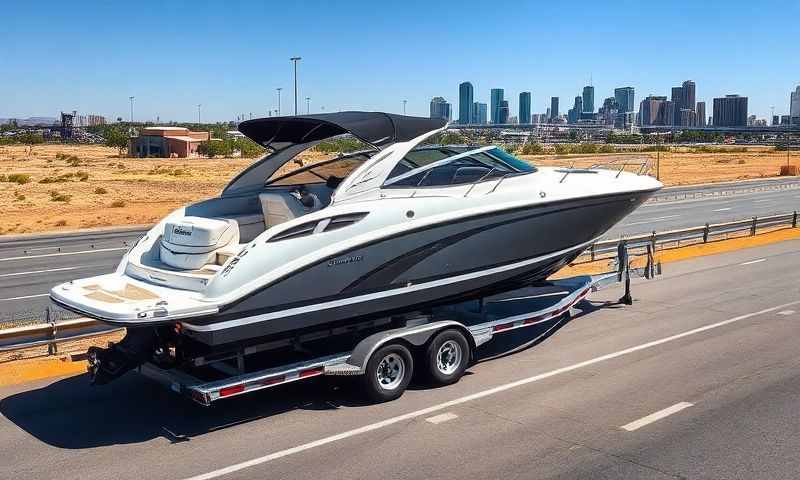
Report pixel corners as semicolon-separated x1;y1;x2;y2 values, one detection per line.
681;80;696;114
713;95;748;127
499;100;510;124
670;86;684;125
472;102;488;124
680;109;697;127
518;92;531;124
696;101;706;127
490;88;504;124
582;86;594;113
458;82;474;124
567;95;583;123
773;115;780;126
599;97;618;125
639;95;670;126
550;97;559;121
614;87;635;113
429;96;451;121
791;85;800;123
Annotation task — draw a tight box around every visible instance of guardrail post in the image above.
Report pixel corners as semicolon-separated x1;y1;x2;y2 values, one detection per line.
793;211;797;228
703;223;709;243
751;216;757;236
46;307;58;356
650;230;657;252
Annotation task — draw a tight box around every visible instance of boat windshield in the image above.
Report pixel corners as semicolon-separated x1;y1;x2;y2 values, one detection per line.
383;146;536;188
265;152;372;187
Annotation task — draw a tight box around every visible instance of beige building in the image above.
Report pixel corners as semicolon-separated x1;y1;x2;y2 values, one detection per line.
130;127;211;158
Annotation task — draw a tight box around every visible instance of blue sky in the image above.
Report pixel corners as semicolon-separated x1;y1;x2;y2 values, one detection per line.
2;0;798;122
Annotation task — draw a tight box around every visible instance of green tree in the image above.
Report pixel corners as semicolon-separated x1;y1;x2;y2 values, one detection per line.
104;127;130;157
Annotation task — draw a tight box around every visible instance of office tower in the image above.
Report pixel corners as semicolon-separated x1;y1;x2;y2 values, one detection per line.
458;82;474;124
582;85;594;113
472;102;488;124
713;95;748;126
696;101;706;127
599;97;618;125
639;95;669;126
791;85;800;124
680;109;697;127
568;95;583;123
614;87;635;113
550;97;559;121
490;88;504;124
772;115;780;126
499;100;509;123
545;107;551;120
747;115;757;126
681;80;696;113
429;96;451;120
519;92;531;124
670;86;683;125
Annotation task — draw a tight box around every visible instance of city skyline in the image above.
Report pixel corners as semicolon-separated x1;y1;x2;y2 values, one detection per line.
2;1;799;122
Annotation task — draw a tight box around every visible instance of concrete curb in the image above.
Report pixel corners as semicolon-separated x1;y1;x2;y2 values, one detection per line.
0;224;151;244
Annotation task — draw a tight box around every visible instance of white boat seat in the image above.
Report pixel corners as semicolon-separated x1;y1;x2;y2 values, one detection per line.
259;192;310;228
160;216;240;270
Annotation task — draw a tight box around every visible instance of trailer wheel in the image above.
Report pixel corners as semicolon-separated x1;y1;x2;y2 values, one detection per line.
362;343;414;403
424;329;470;386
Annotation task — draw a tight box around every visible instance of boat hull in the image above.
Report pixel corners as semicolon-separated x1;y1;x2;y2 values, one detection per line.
181;189;655;345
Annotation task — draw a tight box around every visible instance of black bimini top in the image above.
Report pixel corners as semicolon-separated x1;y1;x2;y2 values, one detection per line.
238;111;447;150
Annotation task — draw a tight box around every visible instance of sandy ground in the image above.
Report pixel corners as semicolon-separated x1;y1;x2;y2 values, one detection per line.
0;144;795;235
519;146;795;186
0;144;330;235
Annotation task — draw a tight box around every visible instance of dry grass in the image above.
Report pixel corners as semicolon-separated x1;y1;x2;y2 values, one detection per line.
0;143;795;235
0;144;332;235
519;146;796;186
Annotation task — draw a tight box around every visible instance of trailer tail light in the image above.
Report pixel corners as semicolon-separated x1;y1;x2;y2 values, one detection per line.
300;366;325;378
219;384;245;397
523;315;546;325
493;322;514;332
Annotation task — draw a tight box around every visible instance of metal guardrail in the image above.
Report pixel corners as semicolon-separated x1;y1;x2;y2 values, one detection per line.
1;210;798;356
649;182;800;203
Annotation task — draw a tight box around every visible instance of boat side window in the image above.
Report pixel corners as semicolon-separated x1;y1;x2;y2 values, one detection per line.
383;147;535;189
265;154;369;187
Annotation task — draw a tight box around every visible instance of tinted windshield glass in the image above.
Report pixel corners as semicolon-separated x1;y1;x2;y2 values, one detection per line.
266;153;370;186
384;147;535;188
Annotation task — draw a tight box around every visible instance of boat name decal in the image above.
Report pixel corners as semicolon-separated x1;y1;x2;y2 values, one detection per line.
173;226;193;236
328;255;363;267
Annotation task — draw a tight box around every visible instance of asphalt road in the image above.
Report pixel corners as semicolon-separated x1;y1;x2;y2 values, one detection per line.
0;176;798;323
1;237;799;479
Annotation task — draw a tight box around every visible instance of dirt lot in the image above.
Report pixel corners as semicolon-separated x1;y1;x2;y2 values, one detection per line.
0;144;795;235
0;144;329;235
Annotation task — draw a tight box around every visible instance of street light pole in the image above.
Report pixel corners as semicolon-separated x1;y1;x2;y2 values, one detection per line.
290;57;301;115
402;100;407;115
197;104;201;124
129;96;135;123
306;97;310;115
276;88;282;116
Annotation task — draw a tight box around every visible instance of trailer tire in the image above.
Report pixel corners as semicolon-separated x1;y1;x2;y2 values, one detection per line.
361;343;413;403
424;329;470;386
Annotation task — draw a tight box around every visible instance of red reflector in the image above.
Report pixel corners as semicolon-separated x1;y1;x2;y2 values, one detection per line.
261;375;285;386
300;366;324;378
219;384;245;397
493;322;514;332
523;316;545;325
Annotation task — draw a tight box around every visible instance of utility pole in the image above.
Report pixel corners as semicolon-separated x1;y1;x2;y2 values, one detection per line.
306;97;310;115
129;96;135;123
197;104;201;124
276;88;282;116
402;100;407;115
290;57;301;115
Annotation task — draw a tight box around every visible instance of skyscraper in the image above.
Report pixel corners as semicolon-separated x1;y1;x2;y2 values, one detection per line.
550;97;559;121
472;102;487;124
568;96;582;123
681;80;696;113
639;95;669;126
670;86;683;125
614;87;635;113
499;100;509;124
518;92;531;124
712;95;748;127
490;88;504;124
791;85;800;122
429;97;451;121
458;82;474;125
582;86;594;113
696;101;706;127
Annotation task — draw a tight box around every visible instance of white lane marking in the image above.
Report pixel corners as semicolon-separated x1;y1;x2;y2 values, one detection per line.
182;299;800;480
712;207;732;212
777;310;796;316
0;247;126;262
620;402;694;432
24;246;61;252
753;199;772;203
0;266;87;278
425;412;458;424
0;293;49;302
739;258;766;266
622;214;681;227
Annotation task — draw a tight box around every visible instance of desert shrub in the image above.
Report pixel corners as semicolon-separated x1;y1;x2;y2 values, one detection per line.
49;190;72;202
779;165;798;176
13;191;25;201
598;145;615;153
94;187;108;194
7;173;31;184
65;155;82;166
54;219;67;226
0;174;5;182
55;152;67;160
76;171;89;181
737;159;746;164
110;199;126;208
519;142;545;155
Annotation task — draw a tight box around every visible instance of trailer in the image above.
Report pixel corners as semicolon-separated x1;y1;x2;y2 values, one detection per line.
135;250;649;406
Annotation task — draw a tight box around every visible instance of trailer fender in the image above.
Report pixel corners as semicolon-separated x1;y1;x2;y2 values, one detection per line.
345;321;474;373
